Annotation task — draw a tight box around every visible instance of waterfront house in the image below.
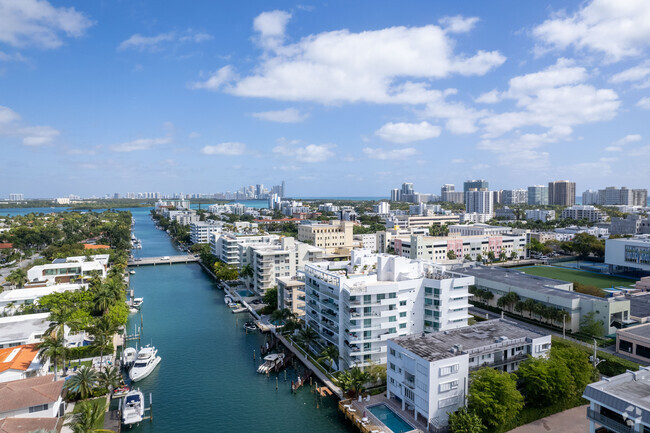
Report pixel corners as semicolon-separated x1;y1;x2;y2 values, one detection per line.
0;375;65;420
0;344;47;383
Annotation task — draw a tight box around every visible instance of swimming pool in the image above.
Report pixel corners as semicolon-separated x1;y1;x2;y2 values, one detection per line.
237;289;253;297
367;403;415;433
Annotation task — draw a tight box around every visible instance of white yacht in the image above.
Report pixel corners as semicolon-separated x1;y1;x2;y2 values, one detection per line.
121;347;137;369
257;353;285;374
129;345;161;382
121;388;145;425
132;298;144;309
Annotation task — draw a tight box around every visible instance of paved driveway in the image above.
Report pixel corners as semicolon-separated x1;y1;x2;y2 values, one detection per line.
508;405;589;433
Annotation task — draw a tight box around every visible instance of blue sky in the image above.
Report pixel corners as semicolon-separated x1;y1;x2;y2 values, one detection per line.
1;0;650;198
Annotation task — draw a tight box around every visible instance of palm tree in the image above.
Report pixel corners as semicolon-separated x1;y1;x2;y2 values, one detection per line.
240;264;254;279
65;399;114;433
93;289;113;314
6;268;27;289
339;367;371;397
317;345;339;372
65;366;99;400
297;327;318;352
46;304;71;338
97;365;122;392
103;278;124;302
37;333;67;380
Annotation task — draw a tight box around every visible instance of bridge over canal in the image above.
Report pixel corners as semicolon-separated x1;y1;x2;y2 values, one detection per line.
127;255;200;267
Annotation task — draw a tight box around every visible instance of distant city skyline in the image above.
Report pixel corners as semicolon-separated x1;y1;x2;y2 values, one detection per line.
2;0;650;197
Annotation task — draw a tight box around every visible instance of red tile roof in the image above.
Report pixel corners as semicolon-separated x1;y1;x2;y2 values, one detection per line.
0;375;64;413
83;244;110;249
0;344;40;373
0;417;59;433
0;243;13;249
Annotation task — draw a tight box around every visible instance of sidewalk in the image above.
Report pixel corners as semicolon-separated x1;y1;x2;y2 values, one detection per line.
508;405;589;433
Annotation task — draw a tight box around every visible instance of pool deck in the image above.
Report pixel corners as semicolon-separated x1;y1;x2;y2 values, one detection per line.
339;395;426;433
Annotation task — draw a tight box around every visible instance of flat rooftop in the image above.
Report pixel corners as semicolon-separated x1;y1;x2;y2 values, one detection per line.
391;319;548;362
583;368;650;424
629;293;650;318
619;323;650;339
460;266;614;302
0;313;50;345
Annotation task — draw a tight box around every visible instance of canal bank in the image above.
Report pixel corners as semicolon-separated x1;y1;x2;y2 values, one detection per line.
127;208;354;433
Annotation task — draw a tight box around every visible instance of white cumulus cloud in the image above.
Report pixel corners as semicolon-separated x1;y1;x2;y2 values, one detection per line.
375;121;441;144
201;142;247;156
637;97;650;109
0;0;93;49
0;105;60;146
118;29;212;51
193;13;505;105
533;0;650;62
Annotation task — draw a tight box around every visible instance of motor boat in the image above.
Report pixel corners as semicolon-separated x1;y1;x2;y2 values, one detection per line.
121;347;137;369
112;385;130;399
257;353;285;374
129;345;161;382
224;295;234;304
130;270;136;275
121;388;145;425
132;298;144;310
243;321;257;332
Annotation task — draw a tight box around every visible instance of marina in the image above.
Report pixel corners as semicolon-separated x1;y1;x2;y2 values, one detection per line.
125;207;354;433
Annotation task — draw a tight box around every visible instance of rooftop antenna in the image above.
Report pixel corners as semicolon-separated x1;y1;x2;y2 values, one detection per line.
590;339;605;368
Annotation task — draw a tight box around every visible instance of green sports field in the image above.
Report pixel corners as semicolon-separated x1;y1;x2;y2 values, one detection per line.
517;266;636;289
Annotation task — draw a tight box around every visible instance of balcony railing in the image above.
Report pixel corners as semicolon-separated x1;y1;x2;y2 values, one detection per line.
586;408;633;433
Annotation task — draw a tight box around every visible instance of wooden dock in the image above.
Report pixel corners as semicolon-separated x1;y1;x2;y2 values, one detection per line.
127;255;199;267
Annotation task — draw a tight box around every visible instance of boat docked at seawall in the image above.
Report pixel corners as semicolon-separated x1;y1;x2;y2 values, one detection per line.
257;353;285;374
122;347;137;369
129;345;161;382
121;388;145;425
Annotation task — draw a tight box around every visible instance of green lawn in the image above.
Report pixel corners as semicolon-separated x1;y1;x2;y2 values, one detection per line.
518;266;636;289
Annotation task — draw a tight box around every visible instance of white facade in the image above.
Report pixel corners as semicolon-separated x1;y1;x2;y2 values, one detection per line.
387;319;551;429
458;213;492;224
0;283;83;314
502;189;528;205
525;209;556;222
394;234;527;262
189;221;223;244
374;202;390;215
27;257;106;285
465;190;493;216
303;251;474;370
605;236;650;272
353;234;378;252
560;205;606;222
448;224;511;237
0;313;50;348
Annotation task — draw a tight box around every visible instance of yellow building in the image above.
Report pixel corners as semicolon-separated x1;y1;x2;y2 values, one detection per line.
297;220;353;253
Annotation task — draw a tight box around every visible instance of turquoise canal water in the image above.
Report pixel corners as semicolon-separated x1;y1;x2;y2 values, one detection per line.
127;208;354;433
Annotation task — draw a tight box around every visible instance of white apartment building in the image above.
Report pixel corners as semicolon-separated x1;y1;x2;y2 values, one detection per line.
458;213;492;224
605;235;650;273
525;209;556;222
387;319;551;430
448;224;511;237
394;234;527;262
583;368;650;433
297;220;354;253
560;205;606;223
27;256;107;285
502;189;528;205
465;190;493;216
353;234;378;252
385;215;460;230
240;237;324;295
189;221;223;244
303;250;474;370
374;202;390;215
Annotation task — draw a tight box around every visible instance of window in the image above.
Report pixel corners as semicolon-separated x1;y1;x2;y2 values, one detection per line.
389;348;396;356
377;294;386;301
399;323;406;329
404;387;415;401
364;295;371;303
400;312;407;318
637;344;650;359
439;380;459;392
439;364;459;376
438;396;458;408
389;316;397;322
388;327;396;334
400;300;407;306
619;339;633;353
29;404;48;413
425;287;433;295
364;319;372;327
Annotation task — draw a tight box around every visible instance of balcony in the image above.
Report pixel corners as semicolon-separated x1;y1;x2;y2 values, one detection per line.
586;408;633;433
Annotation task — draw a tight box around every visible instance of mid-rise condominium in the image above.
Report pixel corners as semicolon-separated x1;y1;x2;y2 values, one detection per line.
387;319;551;430
297;220;354;253
465;190;493;216
548;180;576;206
303;250;474;370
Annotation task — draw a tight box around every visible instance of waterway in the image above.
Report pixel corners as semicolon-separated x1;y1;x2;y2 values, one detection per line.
126;207;354;433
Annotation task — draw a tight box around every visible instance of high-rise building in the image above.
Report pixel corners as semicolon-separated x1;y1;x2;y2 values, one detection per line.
9;193;24;201
463;179;489;192
390;188;401;202
465;189;494;215
633;189;648;207
401;182;414;196
548;180;576;206
582;189;599;205
502;189;528;205
593;186;648;207
441;184;463;204
528;185;549;205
